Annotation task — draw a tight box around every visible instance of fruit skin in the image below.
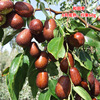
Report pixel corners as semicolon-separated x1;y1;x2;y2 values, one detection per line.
35;51;48;70
48;53;57;62
81;81;88;90
16;29;32;47
43;19;56;41
88;71;95;91
55;76;71;99
36;71;48;89
14;1;34;17
94;78;100;96
60;52;74;73
68;32;85;47
29;42;40;57
75;94;81;100
70;67;81;85
0;14;6;26
8;12;24;29
0;0;14;14
29;19;43;35
96;6;100;12
97;16;100;21
92;98;97;100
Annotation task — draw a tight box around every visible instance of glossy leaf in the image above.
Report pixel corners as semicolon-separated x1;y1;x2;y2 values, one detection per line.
38;89;51;100
2;28;24;46
2;67;9;76
48;80;60;100
47;61;58;76
8;53;29;100
47;36;65;60
0;27;4;42
73;86;92;100
95;47;100;63
28;69;39;98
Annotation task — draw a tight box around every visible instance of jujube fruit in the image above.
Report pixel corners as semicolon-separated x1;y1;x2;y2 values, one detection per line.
60;52;74;73
48;53;57;62
16;29;32;47
94;78;100;96
29;42;40;57
92;98;97;100
43;19;56;41
35;51;48;70
0;14;6;26
97;16;100;21
36;71;48;89
55;76;71;99
81;81;88;90
96;6;100;12
14;1;34;17
70;67;81;85
29;19;43;35
8;12;24;29
0;0;14;14
68;32;85;47
75;94;82;100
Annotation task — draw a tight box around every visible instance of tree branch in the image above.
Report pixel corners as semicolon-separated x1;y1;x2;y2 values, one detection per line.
35;8;100;32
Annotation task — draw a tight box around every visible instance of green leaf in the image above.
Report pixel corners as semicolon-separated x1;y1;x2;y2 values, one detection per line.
79;51;92;70
47;36;65;60
0;27;4;42
2;67;9;76
48;80;60;100
97;94;100;99
73;86;92;100
27;16;34;26
53;28;59;38
2;28;24;46
47;61;58;76
28;69;39;98
95;47;100;63
8;53;29;100
40;2;49;19
38;89;51;100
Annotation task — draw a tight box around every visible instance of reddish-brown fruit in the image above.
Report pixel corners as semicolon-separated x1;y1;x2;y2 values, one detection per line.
94;78;100;96
70;67;81;85
8;12;24;29
16;29;32;47
43;19;56;41
81;81;89;91
97;16;100;21
92;98;97;100
96;6;100;12
55;76;71;99
48;53;57;62
36;71;48;89
0;0;14;14
60;52;74;73
14;1;34;17
29;19;43;35
29;42;40;57
88;71;95;90
68;32;85;47
75;94;82;100
34;32;45;43
35;51;48;70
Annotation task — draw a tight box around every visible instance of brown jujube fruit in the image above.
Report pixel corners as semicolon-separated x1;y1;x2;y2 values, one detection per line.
43;19;56;41
48;53;57;62
0;0;14;14
14;1;34;17
60;52;74;73
92;98;97;100
35;51;48;70
96;6;100;12
16;29;32;47
29;42;40;57
88;71;95;90
36;71;48;89
29;19;43;35
97;16;100;21
68;32;85;47
34;32;45;43
81;81;88;90
70;67;81;85
8;12;24;29
55;76;71;99
94;78;100;96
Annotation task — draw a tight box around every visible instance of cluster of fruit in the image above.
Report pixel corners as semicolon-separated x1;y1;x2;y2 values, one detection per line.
96;6;100;21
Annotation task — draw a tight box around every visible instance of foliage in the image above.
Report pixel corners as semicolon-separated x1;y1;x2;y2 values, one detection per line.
0;0;100;100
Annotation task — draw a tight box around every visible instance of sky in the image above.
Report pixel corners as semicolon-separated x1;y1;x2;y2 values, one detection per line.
2;0;64;52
